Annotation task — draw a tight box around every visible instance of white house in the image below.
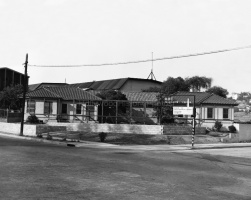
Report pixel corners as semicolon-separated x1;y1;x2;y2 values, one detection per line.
24;87;101;123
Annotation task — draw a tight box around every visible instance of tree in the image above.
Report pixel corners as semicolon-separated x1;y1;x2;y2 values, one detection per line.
161;77;190;95
185;76;212;92
206;86;229;98
96;90;127;100
0;84;23;110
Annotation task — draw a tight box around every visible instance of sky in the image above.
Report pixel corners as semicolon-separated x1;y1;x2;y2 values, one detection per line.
1;0;251;94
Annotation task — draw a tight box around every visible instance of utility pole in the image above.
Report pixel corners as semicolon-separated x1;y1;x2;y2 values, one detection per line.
20;54;28;136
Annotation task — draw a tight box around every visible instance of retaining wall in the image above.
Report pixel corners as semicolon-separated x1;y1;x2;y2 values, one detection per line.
234;123;251;142
0;122;67;136
163;125;206;135
63;123;162;135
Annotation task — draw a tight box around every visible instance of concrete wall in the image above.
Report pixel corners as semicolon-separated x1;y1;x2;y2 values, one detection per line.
163;125;206;135
234;123;251;142
51;123;163;135
0;122;36;136
0;122;67;136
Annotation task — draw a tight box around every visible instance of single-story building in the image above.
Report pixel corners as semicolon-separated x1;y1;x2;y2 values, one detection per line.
122;91;238;128
24;87;101;123
171;91;238;128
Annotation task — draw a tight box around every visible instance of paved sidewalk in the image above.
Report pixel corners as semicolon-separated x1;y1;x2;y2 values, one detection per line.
1;132;251;151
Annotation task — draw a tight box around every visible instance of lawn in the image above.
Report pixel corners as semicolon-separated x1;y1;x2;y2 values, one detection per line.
59;131;222;145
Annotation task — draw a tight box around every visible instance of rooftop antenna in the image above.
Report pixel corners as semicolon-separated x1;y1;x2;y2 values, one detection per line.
147;52;156;80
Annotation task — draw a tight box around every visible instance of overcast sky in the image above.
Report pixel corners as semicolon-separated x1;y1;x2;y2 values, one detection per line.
1;0;251;94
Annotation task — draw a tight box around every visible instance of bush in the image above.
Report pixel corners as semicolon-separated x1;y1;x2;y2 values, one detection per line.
214;121;222;132
98;132;107;142
26;115;39;124
228;125;237;133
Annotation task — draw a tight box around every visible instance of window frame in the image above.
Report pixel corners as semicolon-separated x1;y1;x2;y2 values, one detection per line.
44;101;53;115
27;100;35;114
61;104;67;114
76;104;82;115
207;107;213;119
223;108;229;119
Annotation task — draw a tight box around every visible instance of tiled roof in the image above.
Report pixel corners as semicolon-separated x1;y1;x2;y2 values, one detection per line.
202;94;238;105
26;87;60;98
173;91;238;105
68;78;162;90
29;82;68;91
172;92;211;104
25;87;101;101
122;92;158;102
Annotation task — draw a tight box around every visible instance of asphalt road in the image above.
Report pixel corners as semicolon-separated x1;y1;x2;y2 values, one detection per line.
0;136;251;200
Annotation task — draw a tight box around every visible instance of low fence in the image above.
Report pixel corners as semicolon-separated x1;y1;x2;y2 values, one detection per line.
0;109;22;123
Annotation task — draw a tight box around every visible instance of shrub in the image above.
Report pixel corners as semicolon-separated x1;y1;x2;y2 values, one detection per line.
228;125;237;133
98;132;107;142
26;115;39;124
214;121;222;132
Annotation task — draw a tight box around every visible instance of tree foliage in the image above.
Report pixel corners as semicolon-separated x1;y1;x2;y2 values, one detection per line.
161;77;190;95
0;84;23;109
96;90;127;100
185;76;212;92
206;86;229;98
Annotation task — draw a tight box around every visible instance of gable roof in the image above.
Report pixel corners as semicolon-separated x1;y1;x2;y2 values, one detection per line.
68;78;162;91
25;87;101;101
0;67;25;76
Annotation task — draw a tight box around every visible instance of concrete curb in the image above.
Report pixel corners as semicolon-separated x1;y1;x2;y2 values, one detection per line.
0;132;69;146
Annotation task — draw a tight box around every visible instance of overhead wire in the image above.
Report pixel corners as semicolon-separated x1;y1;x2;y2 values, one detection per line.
28;45;251;68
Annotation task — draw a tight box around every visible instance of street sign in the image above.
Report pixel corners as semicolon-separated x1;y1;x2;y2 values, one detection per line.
173;107;193;115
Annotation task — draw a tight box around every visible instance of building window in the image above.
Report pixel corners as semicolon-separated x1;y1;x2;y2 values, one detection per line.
27;100;35;114
207;108;213;119
223;108;229;119
44;101;53;114
62;104;67;114
76;104;82;114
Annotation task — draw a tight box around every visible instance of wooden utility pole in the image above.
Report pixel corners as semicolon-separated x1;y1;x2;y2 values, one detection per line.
20;54;28;136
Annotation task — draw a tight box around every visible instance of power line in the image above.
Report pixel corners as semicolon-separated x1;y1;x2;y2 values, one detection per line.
28;45;251;68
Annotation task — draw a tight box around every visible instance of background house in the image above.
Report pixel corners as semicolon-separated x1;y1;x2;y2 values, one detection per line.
0;67;27;91
68;78;162;92
172;92;238;128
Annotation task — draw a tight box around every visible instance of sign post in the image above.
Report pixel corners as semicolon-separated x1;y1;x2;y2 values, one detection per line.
172;95;196;148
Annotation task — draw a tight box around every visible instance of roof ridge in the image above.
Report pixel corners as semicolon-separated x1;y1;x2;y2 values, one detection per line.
43;87;62;98
199;93;213;104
